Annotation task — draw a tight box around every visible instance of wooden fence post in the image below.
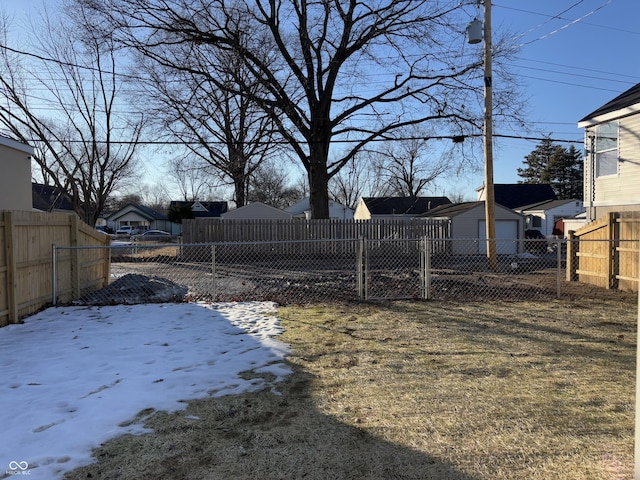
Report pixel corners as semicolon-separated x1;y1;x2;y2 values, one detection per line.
4;211;18;324
566;230;578;282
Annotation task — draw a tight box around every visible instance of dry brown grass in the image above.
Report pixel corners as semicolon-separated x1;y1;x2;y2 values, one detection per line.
65;298;636;480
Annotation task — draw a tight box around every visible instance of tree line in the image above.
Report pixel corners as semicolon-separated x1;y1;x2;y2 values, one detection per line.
1;0;533;224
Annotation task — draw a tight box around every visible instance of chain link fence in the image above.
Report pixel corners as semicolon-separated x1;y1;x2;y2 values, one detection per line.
52;237;638;306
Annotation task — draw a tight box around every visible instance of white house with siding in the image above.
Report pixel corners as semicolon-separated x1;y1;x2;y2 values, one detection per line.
0;136;34;211
516;199;585;237
578;82;640;221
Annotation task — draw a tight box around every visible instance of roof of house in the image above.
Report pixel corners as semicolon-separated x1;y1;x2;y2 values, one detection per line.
32;183;75;212
517;199;582;212
361;196;451;215
169;201;228;217
108;203;168;221
481;184;557;210
134;204;168;220
222;202;292;219
579;82;640;123
422;201;517;218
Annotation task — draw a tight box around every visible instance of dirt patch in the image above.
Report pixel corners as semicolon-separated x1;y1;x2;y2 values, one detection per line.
78;274;188;305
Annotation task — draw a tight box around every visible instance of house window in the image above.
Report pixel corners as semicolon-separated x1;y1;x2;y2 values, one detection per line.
531;216;542;228
595;122;618;177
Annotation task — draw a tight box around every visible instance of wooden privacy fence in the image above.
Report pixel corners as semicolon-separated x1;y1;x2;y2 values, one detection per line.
0;210;110;326
182;218;451;251
567;211;640;292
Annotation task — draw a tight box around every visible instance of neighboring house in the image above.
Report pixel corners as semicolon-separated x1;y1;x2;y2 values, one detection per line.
285;197;354;220
108;204;174;233
169;201;228;218
577;82;640;222
0;136;34;211
222;202;293;220
476;183;557;210
353;196;451;220
516;199;585;237
422;201;524;255
32;183;75;213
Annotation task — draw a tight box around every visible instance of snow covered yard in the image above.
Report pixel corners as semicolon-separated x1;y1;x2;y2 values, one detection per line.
0;302;291;479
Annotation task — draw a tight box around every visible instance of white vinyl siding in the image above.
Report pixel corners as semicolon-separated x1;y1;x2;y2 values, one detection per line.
592;115;640;211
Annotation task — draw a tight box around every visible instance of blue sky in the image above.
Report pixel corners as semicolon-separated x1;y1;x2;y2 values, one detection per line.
487;0;640;185
2;0;639;199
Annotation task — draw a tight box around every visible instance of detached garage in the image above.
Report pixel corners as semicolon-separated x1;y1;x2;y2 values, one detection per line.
422;201;524;255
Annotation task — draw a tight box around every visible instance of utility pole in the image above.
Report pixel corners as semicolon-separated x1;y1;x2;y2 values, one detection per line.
467;0;497;271
483;0;497;271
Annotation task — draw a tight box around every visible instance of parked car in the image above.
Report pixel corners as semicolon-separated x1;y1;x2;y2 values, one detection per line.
133;230;175;242
95;225;114;235
115;225;140;236
524;229;547;253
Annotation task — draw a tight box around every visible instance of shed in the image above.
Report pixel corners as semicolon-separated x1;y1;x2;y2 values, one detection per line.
222;202;293;220
422;201;524;254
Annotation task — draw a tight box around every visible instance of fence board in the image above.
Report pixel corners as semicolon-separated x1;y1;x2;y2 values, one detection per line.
182;218;451;251
0;210;110;326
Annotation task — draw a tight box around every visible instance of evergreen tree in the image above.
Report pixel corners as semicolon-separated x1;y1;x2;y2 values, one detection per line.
517;138;557;185
517;139;583;200
548;145;583;200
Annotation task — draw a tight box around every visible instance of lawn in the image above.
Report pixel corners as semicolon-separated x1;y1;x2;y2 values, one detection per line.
65;298;636;480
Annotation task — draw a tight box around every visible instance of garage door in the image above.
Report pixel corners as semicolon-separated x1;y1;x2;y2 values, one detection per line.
478;220;518;254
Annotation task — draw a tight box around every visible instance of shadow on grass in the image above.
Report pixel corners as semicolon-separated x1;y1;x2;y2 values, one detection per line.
64;370;476;480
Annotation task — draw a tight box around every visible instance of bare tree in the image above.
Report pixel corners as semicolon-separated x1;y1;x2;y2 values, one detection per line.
138;183;171;214
80;0;523;218
373;126;453;197
0;4;143;225
329;153;373;209
135;13;279;208
247;161;302;209
166;154;222;202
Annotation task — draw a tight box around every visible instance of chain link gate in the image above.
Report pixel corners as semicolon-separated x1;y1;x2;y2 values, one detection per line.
357;237;426;301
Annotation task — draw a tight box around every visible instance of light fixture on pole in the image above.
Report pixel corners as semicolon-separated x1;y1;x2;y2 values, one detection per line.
467;18;482;44
466;0;497;272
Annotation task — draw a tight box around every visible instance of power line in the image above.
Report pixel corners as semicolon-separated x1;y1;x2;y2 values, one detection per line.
517;73;624;93
7;133;583;146
496;1;639;37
